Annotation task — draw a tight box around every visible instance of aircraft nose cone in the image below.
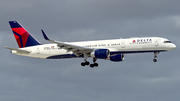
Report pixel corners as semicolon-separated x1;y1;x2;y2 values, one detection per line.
171;44;176;49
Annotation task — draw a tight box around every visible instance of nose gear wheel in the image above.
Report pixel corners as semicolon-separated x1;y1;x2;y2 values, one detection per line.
153;52;159;62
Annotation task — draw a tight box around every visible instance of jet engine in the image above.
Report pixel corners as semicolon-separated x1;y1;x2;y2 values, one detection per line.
91;49;110;59
110;54;124;62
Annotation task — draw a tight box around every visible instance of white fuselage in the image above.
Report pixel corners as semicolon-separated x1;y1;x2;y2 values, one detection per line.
12;37;176;59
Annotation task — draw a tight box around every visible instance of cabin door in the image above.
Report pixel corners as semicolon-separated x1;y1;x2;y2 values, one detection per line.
155;40;159;46
37;47;40;54
121;41;125;48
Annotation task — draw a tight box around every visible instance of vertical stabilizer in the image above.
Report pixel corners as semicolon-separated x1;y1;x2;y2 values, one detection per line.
9;21;41;48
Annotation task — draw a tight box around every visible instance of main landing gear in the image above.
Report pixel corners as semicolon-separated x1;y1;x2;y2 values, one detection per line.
153;52;159;62
81;61;90;66
81;57;98;68
90;57;98;68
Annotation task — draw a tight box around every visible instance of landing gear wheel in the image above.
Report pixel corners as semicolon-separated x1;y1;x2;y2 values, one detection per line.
153;59;157;62
90;64;94;68
85;61;90;65
81;62;86;66
94;63;98;67
153;52;159;62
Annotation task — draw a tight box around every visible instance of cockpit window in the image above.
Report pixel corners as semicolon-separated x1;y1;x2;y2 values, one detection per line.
164;41;172;43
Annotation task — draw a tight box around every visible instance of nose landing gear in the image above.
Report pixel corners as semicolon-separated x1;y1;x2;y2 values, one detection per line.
153;52;159;62
153;59;157;62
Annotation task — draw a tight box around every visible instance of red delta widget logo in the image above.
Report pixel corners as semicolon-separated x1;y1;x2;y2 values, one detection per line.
131;39;152;44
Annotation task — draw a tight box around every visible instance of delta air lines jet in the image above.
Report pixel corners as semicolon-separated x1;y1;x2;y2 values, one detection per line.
4;21;176;68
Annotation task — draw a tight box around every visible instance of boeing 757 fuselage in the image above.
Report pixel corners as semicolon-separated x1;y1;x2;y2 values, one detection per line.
4;21;176;68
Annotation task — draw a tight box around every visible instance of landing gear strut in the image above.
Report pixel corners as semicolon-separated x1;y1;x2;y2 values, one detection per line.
81;53;98;68
81;58;98;68
153;52;159;62
81;53;90;66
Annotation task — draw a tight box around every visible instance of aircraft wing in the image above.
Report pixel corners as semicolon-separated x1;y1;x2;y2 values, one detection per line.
41;30;94;56
4;47;31;54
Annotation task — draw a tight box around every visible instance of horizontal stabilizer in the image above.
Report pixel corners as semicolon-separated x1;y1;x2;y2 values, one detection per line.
4;46;31;54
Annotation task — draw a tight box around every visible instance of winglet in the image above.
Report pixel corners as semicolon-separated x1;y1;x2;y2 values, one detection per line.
41;29;50;40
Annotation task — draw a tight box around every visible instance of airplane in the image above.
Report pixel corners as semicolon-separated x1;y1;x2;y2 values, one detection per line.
4;20;176;68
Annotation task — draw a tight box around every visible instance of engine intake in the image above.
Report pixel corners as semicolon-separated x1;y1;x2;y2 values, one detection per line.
91;49;110;59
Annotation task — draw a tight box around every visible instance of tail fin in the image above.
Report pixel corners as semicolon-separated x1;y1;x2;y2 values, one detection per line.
9;20;41;48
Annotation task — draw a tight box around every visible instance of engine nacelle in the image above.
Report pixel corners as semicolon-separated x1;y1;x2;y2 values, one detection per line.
110;54;124;62
91;49;110;59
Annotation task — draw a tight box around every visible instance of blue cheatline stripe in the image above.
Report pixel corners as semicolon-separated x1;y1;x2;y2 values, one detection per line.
46;50;167;59
46;54;83;59
13;31;23;48
109;50;166;55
